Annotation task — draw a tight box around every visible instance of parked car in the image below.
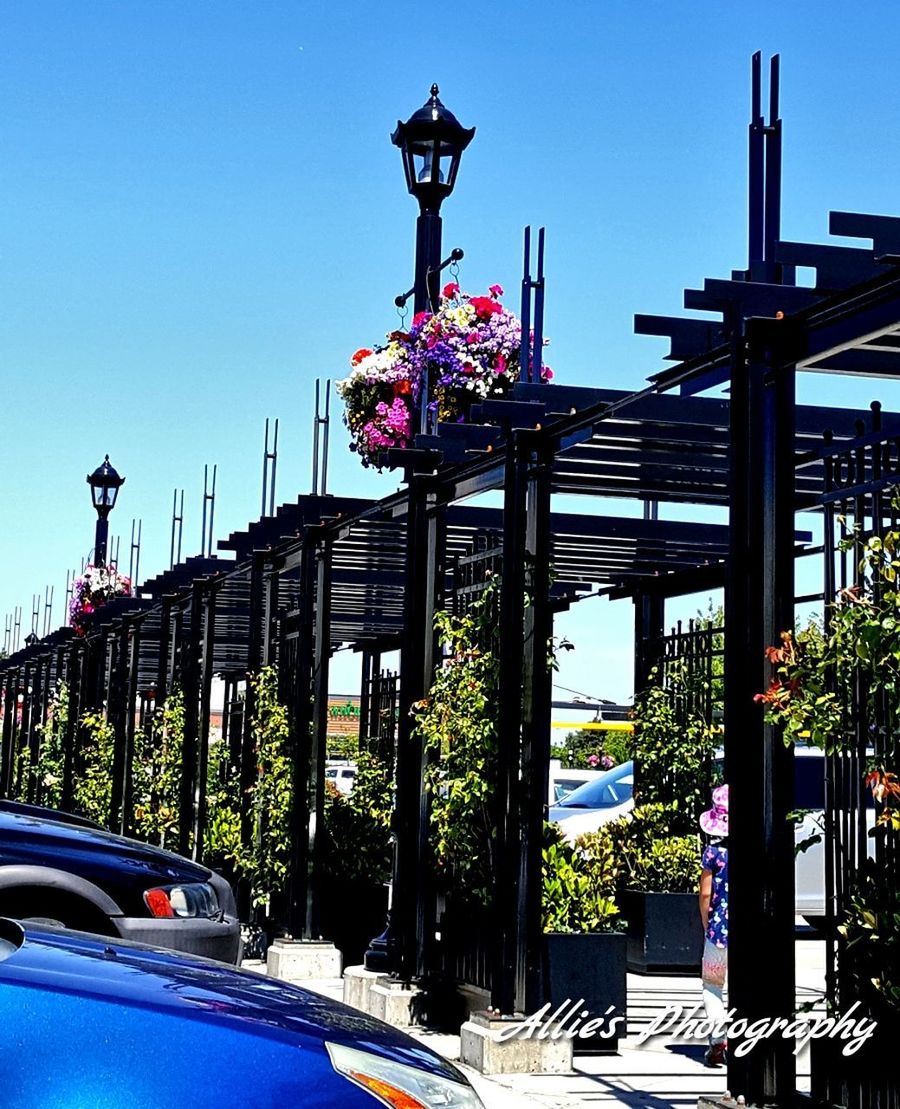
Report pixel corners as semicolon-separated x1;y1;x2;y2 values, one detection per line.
325;762;357;795
0;801;240;963
548;766;603;805
0;919;484;1108
548;761;634;842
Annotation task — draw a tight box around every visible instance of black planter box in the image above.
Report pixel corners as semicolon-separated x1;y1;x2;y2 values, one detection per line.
546;932;627;1053
622;891;703;974
319;879;389;967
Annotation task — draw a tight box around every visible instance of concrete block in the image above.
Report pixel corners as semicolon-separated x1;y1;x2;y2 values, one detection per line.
266;939;342;983
367;979;425;1027
342;965;384;1013
459;1011;574;1075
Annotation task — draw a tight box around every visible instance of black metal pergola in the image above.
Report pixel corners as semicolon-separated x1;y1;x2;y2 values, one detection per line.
3;57;900;1108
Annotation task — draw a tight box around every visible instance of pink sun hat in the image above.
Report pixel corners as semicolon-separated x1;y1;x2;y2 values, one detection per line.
699;784;729;837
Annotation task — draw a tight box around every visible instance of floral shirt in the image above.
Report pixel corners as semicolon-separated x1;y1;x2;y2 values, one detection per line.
701;842;728;948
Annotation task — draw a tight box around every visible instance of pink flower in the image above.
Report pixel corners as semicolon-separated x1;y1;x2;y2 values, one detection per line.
587;754;600;767
489;284;504;297
494;353;507;374
443;282;460;300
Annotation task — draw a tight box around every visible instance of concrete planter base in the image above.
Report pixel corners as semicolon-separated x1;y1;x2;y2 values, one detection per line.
266;939;342;982
341;964;384;1012
459;1011;573;1075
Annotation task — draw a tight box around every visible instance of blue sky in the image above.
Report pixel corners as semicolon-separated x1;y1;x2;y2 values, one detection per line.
4;2;900;703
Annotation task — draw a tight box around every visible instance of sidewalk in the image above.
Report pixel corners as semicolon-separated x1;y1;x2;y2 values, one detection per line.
299;937;825;1109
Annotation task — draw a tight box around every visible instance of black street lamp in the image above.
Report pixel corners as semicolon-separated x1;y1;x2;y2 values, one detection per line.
392;84;475;315
86;455;125;567
393;85;474;432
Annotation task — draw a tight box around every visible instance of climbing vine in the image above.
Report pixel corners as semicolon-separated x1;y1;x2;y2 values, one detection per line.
414;581;500;908
33;680;68;808
73;710;115;825
132;688;185;851
242;666;292;907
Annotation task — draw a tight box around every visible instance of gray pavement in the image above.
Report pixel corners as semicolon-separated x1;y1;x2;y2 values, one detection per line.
297;936;826;1108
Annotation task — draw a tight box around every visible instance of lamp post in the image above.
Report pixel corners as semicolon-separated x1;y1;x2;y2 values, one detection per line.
86;455;125;567
392;85;474;430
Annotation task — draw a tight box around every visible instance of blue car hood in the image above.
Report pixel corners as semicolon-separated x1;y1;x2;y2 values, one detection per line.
0;922;462;1083
0;808;210;884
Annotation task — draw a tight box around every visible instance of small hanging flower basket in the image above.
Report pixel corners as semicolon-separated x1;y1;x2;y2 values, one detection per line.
69;564;132;636
337;284;552;468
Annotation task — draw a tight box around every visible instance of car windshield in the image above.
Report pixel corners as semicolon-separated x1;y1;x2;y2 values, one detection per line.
553;780;585;802
557;766;634;808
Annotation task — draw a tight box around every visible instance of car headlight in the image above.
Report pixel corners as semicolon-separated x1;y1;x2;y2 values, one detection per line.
326;1042;483;1108
143;882;219;919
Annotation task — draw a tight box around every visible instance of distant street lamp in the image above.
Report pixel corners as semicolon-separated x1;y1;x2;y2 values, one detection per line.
86;455;125;566
393;85;474;431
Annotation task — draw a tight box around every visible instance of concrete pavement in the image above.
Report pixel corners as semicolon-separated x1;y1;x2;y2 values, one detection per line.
294;936;826;1108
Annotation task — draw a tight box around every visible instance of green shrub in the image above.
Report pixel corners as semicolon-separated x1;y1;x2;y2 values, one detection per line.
542;824;621;933
602;803;700;894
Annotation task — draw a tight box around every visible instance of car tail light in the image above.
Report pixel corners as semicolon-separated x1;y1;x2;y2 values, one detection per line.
326;1042;483;1108
143;883;219;920
144;888;175;918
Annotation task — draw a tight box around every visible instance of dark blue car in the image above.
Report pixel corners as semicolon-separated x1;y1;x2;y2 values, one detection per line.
0;802;240;962
0;918;484;1108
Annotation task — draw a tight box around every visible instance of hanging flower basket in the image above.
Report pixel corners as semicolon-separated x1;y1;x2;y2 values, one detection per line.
337;284;552;468
69;564;132;636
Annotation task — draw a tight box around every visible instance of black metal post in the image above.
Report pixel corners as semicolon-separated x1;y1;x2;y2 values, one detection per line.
61;646;82;810
633;590;665;697
122;620;141;835
237;551;266;915
194;583;216;859
108;621;130;829
414;210;442;433
520;433;553;1014
493;432;528;1014
725;315;796;1104
307;538;332;939
0;670;17;797
359;650;373;752
416;487;446;981
156;598;173;707
179;580;203;858
373;474;433;979
94;517;109;566
286;533;318;939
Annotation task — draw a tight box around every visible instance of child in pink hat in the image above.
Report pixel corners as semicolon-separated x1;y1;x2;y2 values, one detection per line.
698;784;729;1067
